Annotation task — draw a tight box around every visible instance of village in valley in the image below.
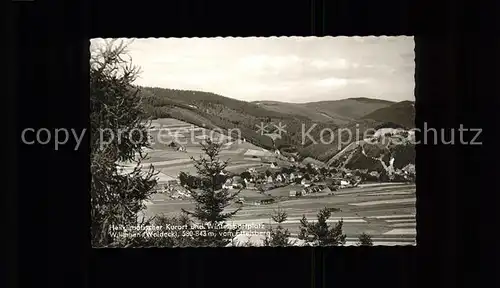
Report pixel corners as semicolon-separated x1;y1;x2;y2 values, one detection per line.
124;117;417;247
141;118;416;205
154;141;415;205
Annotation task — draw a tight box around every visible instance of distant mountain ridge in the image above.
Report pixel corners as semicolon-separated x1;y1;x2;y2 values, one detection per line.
253;97;395;105
253;98;396;125
362;100;415;128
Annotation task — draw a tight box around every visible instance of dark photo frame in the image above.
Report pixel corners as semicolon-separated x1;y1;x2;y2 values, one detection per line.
7;0;495;287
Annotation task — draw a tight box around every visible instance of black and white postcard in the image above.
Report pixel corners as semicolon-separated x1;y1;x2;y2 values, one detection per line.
90;36;416;248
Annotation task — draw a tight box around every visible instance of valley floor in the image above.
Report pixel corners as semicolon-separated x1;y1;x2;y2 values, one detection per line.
141;183;417;246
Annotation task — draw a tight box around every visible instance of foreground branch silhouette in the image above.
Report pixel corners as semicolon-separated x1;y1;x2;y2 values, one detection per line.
90;40;158;247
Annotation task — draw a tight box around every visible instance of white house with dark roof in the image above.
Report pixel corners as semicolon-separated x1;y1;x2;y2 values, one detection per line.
301;178;311;187
222;179;233;189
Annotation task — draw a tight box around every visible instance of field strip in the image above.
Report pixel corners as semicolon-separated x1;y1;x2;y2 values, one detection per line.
389;223;416;228
335;185;415;194
227;218;366;225
219;150;246;155
358;182;414;187
146;159;194;166
232;214;361;220
386;219;416;223
158;163;196;170
369;214;415;219
349;198;416;206
288;234;416;241
383;228;416;235
226;163;263;170
229;208;356;214
244;149;272;157
153;127;200;132
232;215;360;222
150;151;179;158
153;123;193;128
230;210;360;219
363;191;415;196
149;127;198;132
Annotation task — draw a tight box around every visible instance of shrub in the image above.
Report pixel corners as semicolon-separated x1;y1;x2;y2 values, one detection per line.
298;208;346;246
357;233;373;246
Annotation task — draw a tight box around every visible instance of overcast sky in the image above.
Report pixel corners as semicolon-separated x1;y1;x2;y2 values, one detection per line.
91;36;414;103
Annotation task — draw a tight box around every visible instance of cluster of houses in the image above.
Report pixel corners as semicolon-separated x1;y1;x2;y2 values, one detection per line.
153;182;191;199
151;149;415;203
219;161;366;200
289;184;332;197
221;168;316;190
352;165;416;183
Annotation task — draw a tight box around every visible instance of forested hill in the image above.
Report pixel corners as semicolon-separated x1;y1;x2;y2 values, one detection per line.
138;86;415;162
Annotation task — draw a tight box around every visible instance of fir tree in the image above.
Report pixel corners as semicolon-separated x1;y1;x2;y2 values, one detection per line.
181;139;241;247
298;207;347;246
357;232;373;246
264;206;293;247
240;171;252;180
90;39;158;247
